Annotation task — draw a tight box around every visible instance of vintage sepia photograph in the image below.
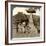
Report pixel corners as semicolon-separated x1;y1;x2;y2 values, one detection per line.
11;6;40;38
5;1;45;44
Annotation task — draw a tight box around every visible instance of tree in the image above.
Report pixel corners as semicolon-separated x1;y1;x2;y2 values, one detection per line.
26;8;36;13
26;8;40;33
13;12;29;32
32;15;40;33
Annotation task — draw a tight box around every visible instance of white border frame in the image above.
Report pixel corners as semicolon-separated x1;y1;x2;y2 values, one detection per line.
8;2;44;43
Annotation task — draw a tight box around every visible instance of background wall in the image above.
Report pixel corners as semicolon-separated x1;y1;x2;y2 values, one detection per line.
0;0;46;46
45;4;46;41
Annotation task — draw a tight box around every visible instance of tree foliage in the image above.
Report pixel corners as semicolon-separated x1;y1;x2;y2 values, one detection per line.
32;15;40;33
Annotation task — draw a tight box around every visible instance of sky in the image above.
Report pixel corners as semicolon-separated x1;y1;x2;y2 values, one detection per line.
13;7;40;16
